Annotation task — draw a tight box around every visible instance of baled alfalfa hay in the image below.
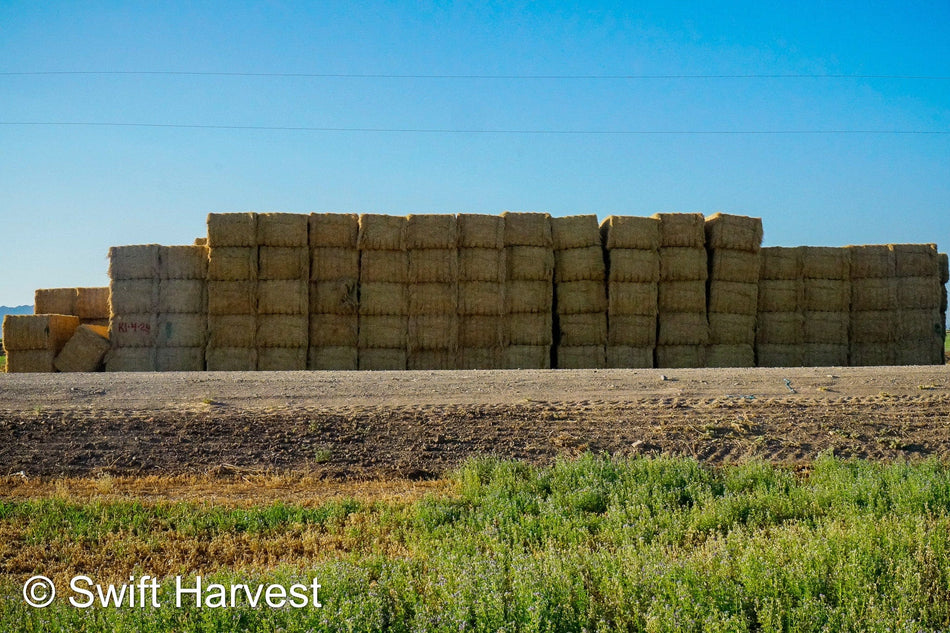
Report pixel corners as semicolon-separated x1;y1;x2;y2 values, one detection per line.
308;345;358;371
109;313;157;348
708;313;755;345
359;315;408;349
258;280;309;315
409;249;459;283
309;213;359;248
458;347;502;370
208;247;259;281
848;310;895;343
157;314;207;348
207;281;257;315
607;282;657;316
709;250;760;283
557;345;606;369
458;282;504;315
803;343;848;367
708;281;758;315
109;279;158;315
555;247;605;282
896;309;943;341
659;247;708;282
607;249;660;283
108;244;162;280
653;213;705;248
508;312;553;346
850;342;895;367
600;216;660;251
156;347;205;372
505;280;553;314
503;345;551;369
34;288;78;316
76;287;110;320
606;345;653;369
893;243;938;277
897;277;942;310
757;279;803;313
459;315;505;348
655;345;705;369
205;347;257;371
847;245;895;279
360;250;409;283
407;350;456;370
408;314;458;351
310;247;360;281
207;212;258;248
802;279;851;312
258;346;307;371
894;340;944;367
207;314;257;348
705;344;754;368
756;343;803;368
704;213;763;252
359;282;409;316
194;237;208;247
555;280;607;315
258;246;309;280
608;314;657;347
507;246;555;280
502;211;552;247
54;324;110;373
160;245;209;280
309;314;358;347
6;349;57;373
551;214;601;250
406;214;457;249
940;253;949;284
105;347;157;372
358;214;407;251
256;212;308;248
458;213;505;249
309;280;358;315
459;248;506;282
359;347;407;371
657;280;706;313
409;283;458;315
801;246;850;280
257;314;308;348
158;279;206;314
850;278;898;311
803;311;849;344
657;312;709;346
558;312;607;347
754;311;804;344
3;314;80;351
760;247;804;282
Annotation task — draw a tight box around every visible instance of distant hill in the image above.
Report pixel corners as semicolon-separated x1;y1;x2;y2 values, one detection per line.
0;305;33;319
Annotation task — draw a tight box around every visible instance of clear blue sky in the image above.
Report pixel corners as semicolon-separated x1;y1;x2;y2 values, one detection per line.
1;1;948;306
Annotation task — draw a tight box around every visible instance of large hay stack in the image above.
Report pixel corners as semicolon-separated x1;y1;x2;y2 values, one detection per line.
407;214;458;369
308;213;359;370
106;244;160;371
801;247;851;366
3;314;80;372
893;244;943;365
653;213;708;368
502;212;554;369
704;213;762;367
755;247;804;366
156;245;209;371
847;245;897;366
457;214;506;369
358;214;409;370
600;216;659;368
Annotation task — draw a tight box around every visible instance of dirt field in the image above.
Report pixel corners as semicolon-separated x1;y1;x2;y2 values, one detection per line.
1;366;949;479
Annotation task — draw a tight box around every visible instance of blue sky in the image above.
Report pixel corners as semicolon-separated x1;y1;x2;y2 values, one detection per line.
1;1;948;306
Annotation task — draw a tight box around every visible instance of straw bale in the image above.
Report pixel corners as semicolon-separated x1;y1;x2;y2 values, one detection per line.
503;345;551;369
82;318;110;328
110;314;157;348
258;247;308;280
893;243;938;277
208;247;258;281
653;213;706;248
309;213;359;248
507;246;555;280
704;213;763;252
607;249;660;283
896;309;942;341
34;288;77;316
608;282;658;316
308;346;358;371
940;253;949;284
708;281;758;315
258;280;308;315
709;250;760;283
849;311;895;344
258;346;307;371
502;211;552;247
898;277;942;310
157;313;207;348
109;280;158;315
257;314;308;348
458;214;504;249
409;283;457;315
555;246;605;282
309;314;358;347
76;287;110;320
505;280;553;313
850;278;898;311
558;312;607;346
409;249;458;283
156;347;205;372
557;345;606;369
310;247;360;281
755;344;803;368
3;314;80;351
408;314;458;351
195;237;208;246
458;282;504;315
801;247;850;280
754;312;804;345
51;325;109;372
207;315;257;348
359;282;408;316
802;343;848;367
894;340;943;366
657;280;706;313
408;350;457;370
309;280;358;314
160;245;209;280
608;314;656;346
459;248;506;282
556;280;607;315
109;245;161;280
551;215;600;250
655;345;705;369
159;279;205;314
6;349;57;372
358;348;407;371
257;212;308;247
605;345;653;368
659;247;708;281
508;312;554;346
358;315;408;348
205;347;257;371
759;247;802;280
207;213;258;247
601;216;660;251
207;281;257;315
757;280;802;313
803;279;851;312
458;347;502;370
459;316;504;347
847;245;894;279
942;287;947;313
708;313;755;345
358;214;407;251
657;312;709;346
849;343;895;367
406;214;457;249
104;347;157;372
803;311;849;344
705;344;754;368
360;250;409;283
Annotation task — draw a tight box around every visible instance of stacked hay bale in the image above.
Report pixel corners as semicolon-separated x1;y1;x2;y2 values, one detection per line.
54;324;111;372
941;253;949;355
457;214;507;369
552;215;607;368
755;247;804;366
502;212;554;369
358;214;409;370
156;245;209;371
2;314;79;372
105;244;160;371
256;213;309;370
704;213;762;367
308;213;360;370
206;213;259;370
847;245;897;366
34;288;77;318
600;216;660;368
76;287;110;327
801;247;851;366
653;213;708;368
893;243;943;365
407;214;458;369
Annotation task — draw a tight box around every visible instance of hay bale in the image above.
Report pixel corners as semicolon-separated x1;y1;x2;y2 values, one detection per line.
608;282;658;316
195;237;208;246
360;282;409;316
850;343;895;367
310;247;360;281
555;246;605;282
705;344;754;368
109;280;158;315
34;288;77;316
104;347;157;372
803;279;851;312
659;247;708;281
704;213;763;252
607;249;659;283
759;247;802;280
558;312;607;346
503;345;551;369
257;212;308;247
556;280;607;315
359;315;408;348
653;213;705;248
803;311;849;344
458;282;504;315
309;314;358;347
898;277;942;310
850;278;898;311
258;247;309;280
458;347;502;370
76;287;110;320
409;283;457;315
205;347;257;371
408;350;457;370
709;250;760;283
708;313;755;345
657;312;709;346
258;280;308;315
406;214;457;249
258;346;307;371
505;280;553;313
207;213;258;247
359;348;407;371
207;281;257;315
893;243;938;277
459;248;506;282
551;215;600;250
601;216;660;251
6;349;57;372
502;212;552;247
309;280;358;315
940;253;949;284
655;345;705;369
605;345;653;368
847;245;895;279
408;314;458;351
358;214;406;251
896;309;943;341
208;247;258;281
110;314;157;348
157;314;207;348
257;314;308;348
758;280;803;313
156;347;205;372
708;281;758;315
3;314;80;351
409;249;458;283
160;245;209;279
755;344;803;368
159;279;205;314
507;246;555;280
802;344;848;367
754;312;804;345
53;324;109;372
207;315;257;348
360;250;409;283
308;346;358;370
657;280;706;313
458;214;504;249
894;339;943;366
508;312;553;346
557;345;606;369
608;314;657;346
849;310;895;343
459;316;504;347
309;213;359;248
108;245;161;280
801;247;850;280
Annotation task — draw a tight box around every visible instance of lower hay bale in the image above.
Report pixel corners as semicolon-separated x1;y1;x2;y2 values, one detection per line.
503;345;551;369
657;312;709;346
105;347;157;372
657;280;706;313
601;215;660;251
358;315;408;348
76;287;110;320
458;213;504;249
803;311;849;345
894;339;944;366
207;281;257;315
505;280;553;313
408;349;457;370
359;282;409;316
803;343;849;367
507;246;555;281
309;213;359;248
755;344;804;367
409;249;458;283
655;345;705;369
458;347;502;370
357;214;407;251
309;280;358;315
607;248;660;283
409;283;458;315
459;316;504;348
258;246;309;280
653;213;706;248
34;288;77;316
897;309;943;341
893;243;938;277
849;310;895;344
205;347;257;371
556;280;607;315
108;244;161;280
554;246;605;282
705;344;755;368
258;280;309;315
605;345;654;368
754;312;804;345
3;314;80;352
110;314;158;348
258;346;307;371
708;281;758;315
850;278;898;311
551;214;601;250
360;250;409;283
157;314;207;348
704;213;763;251
803;279;851;312
848;245;895;279
556;345;606;369
801;247;850;280
308;314;358;347
709;249;760;283
849;342;895;367
160;245;208;280
207;314;257;348
156;347;205;372
207;212;257;248
307;346;358;371
7;349;57;373
159;279;206;314
608;314;657;347
458;282;504;316
659;247;708;281
557;312;607;347
708;313;755;345
310;247;359;281
502;211;552;247
257;314;308;348
608;282;657;316
508;312;553;346
758;279;803;313
408;314;458;351
406;214;457;250
358;348;407;370
208;247;258;281
459;248;506;282
257;212;308;248
898;277;942;310
109;279;158;315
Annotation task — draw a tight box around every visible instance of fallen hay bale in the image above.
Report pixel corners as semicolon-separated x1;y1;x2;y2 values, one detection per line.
34;288;77;316
601;216;660;251
704;213;763;252
54;324;110;373
309;213;359;248
207;213;257;248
